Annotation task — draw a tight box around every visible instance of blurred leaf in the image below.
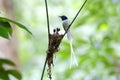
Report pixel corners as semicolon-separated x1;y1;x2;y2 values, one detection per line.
99;55;112;67
0;17;32;35
97;23;108;31
0;58;15;66
0;66;9;80
109;68;116;75
79;55;89;65
6;70;22;80
75;38;88;45
74;15;89;27
0;21;12;39
64;68;72;79
105;47;114;55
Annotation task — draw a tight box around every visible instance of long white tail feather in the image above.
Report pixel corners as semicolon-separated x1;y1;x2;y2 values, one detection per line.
70;43;78;68
67;30;72;42
67;30;78;68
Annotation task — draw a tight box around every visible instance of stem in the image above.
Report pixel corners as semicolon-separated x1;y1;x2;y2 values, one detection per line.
63;0;88;36
41;0;50;79
45;0;50;43
41;56;48;80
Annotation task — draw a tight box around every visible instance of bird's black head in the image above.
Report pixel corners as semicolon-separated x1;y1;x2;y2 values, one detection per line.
59;15;68;21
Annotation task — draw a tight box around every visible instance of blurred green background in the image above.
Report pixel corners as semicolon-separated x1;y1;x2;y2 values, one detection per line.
12;0;120;80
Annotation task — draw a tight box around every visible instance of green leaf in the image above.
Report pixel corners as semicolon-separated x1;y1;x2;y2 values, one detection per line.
0;17;32;35
97;23;108;31
6;70;22;80
0;67;9;80
0;21;12;39
0;58;15;66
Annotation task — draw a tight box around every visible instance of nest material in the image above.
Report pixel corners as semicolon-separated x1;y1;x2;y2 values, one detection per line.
46;28;63;80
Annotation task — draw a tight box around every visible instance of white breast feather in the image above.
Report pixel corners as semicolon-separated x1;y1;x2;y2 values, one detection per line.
62;19;70;30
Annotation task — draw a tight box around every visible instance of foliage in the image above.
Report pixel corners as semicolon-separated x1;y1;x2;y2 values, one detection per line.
0;21;12;38
0;17;32;80
0;59;22;80
0;17;32;36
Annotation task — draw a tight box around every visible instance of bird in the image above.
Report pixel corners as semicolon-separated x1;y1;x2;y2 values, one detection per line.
59;15;78;68
59;15;72;41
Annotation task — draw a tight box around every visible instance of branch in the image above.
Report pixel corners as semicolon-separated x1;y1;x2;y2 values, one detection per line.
63;0;88;36
40;0;50;80
40;56;48;80
45;0;50;42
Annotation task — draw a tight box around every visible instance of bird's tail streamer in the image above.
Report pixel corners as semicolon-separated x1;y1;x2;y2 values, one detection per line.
67;30;78;68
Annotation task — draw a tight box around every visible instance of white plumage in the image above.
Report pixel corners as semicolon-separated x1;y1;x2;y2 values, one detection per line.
62;19;78;68
62;19;72;41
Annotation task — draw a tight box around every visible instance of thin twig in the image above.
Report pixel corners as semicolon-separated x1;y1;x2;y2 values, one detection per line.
41;56;48;80
40;0;50;80
45;0;50;42
63;0;87;36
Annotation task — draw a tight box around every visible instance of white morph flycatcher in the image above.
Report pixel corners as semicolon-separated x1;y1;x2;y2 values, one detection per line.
59;15;78;68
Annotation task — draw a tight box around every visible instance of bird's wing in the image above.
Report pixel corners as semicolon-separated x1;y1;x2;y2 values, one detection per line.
62;20;70;30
